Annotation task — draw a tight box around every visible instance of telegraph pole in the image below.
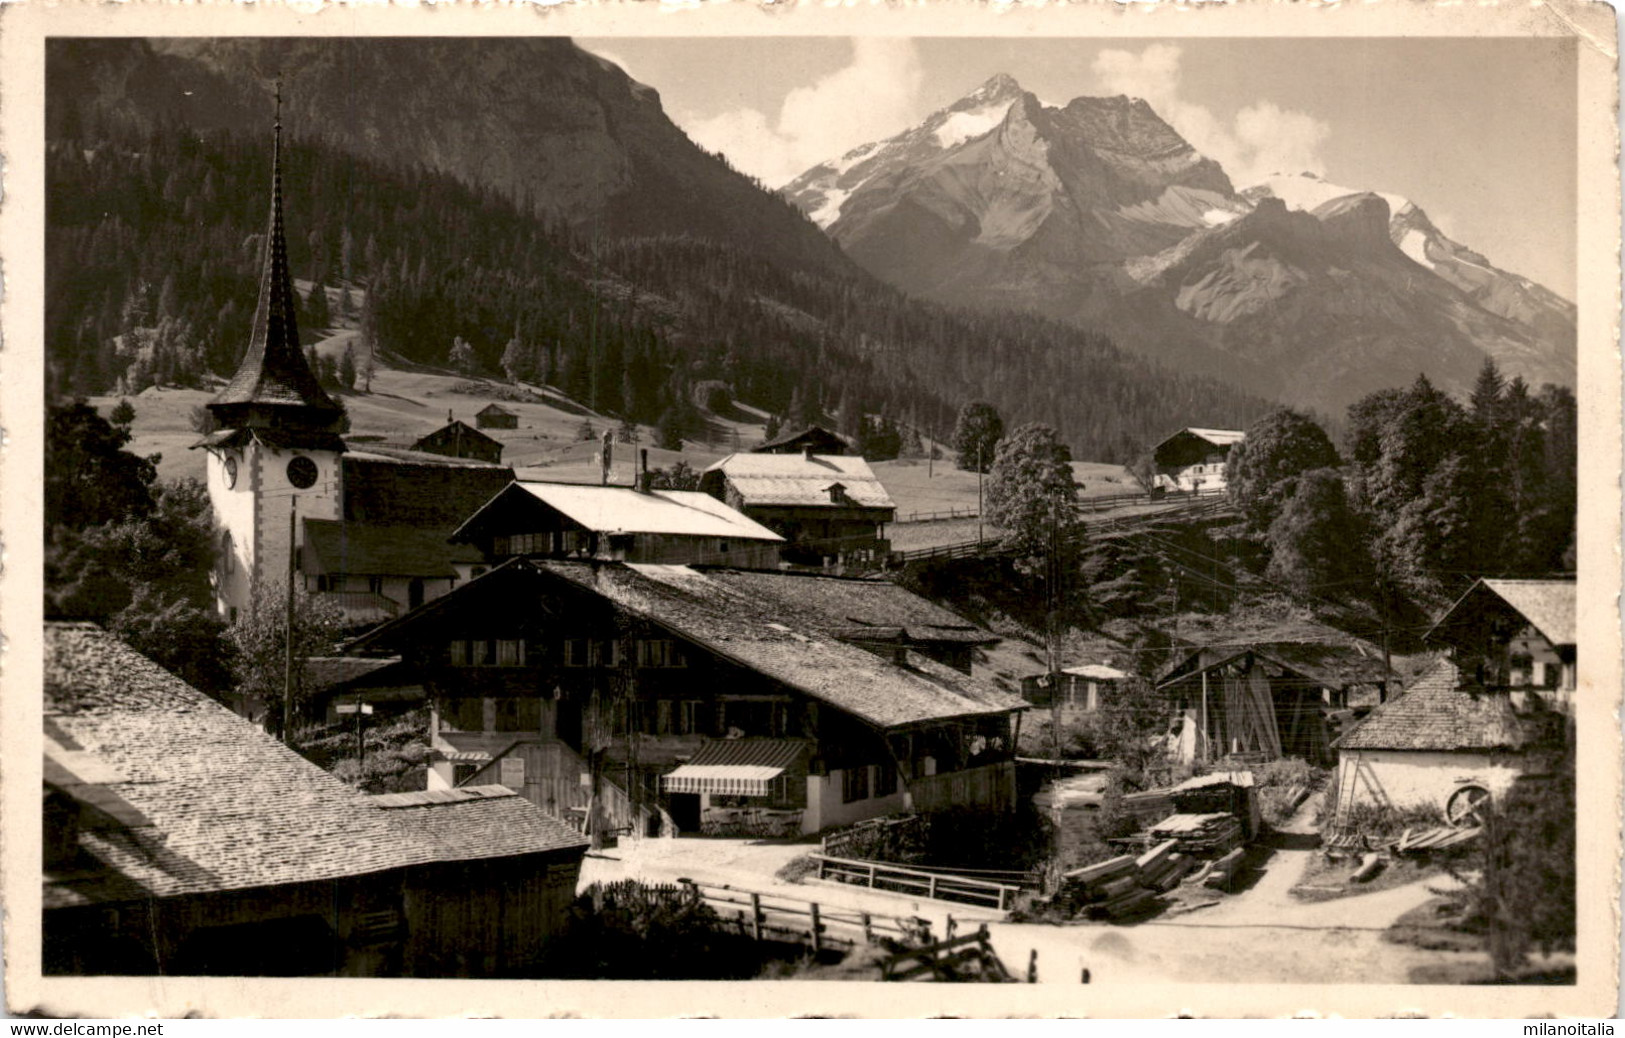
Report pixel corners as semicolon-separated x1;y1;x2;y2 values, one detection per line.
283;496;297;743
976;443;985;543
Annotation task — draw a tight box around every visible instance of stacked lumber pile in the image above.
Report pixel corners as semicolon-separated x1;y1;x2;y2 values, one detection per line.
1135;839;1195;893
1148;812;1244;858
1053;855;1158;920
1122;789;1175;827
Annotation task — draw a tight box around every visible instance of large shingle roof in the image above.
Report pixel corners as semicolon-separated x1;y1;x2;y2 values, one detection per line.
704;453;896;510
44;624;583;909
370;786;587;860
538;561;1022;729
1332;659;1547;752
701;569;997;645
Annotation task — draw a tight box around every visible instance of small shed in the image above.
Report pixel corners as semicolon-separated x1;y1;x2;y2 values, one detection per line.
475;403;519;430
1331;658;1562;824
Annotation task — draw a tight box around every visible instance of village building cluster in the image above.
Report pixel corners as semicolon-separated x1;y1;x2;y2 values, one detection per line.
42;117;1579;980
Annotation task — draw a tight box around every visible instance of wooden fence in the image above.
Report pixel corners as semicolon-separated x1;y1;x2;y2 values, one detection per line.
676;878;934;955
810;853;1025;911
879;925;1017;982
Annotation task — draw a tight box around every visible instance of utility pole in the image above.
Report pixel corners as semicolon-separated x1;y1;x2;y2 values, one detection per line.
976;443;984;543
282;496;297;743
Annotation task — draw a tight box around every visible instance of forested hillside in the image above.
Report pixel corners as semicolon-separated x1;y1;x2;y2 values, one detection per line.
47;122;1276;461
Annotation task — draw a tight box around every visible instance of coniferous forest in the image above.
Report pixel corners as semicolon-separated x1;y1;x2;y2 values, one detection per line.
46;118;1277;462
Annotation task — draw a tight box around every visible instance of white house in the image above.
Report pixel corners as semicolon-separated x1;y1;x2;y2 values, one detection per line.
1149;428;1245;493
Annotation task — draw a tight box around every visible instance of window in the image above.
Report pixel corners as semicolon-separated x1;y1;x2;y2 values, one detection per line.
442;697;485;732
678;700;706;736
492;536;510;556
842;765;870;804
654;700;673;735
452;763;480;786
597;639;625;668
449;640;470;666
718;540;730;555
637;639;685;668
496;639;527;667
220;531;234;574
368;576;384;595
494;697;542;732
874;764;898;798
562;639;590;668
1541;661;1561;691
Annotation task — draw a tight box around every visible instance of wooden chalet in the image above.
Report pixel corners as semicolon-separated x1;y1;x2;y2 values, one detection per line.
450;479;784;570
43;623;587;978
1156;642;1395;766
1150;428;1244;493
475;403;519;430
1426;577;1576;712
700;451;896;565
347;559;1027;839
411;417;505;466
752;424;849;456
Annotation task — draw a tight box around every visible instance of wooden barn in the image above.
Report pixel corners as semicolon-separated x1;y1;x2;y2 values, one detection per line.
43;623;587;978
411;417;505;466
476;403;519;430
1157;642;1395;766
752;424;849;456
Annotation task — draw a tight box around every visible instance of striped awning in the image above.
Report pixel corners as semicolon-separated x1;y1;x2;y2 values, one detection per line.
662;738;808;797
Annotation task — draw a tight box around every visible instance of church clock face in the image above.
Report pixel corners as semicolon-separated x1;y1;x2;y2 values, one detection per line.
286;456;318;490
223;456;238;489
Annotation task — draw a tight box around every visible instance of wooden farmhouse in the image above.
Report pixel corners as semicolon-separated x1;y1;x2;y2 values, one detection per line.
411;417;505;466
1425;578;1577;712
450;479;785;570
43;623;588;978
1149;428;1245;493
700;451;897;565
1156;643;1395;766
347;558;1027;839
752;424;850;456
475;403;519;430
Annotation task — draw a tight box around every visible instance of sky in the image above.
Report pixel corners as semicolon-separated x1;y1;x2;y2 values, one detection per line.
577;37;1577;299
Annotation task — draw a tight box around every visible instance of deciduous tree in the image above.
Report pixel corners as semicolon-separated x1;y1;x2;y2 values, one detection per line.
1226;408;1341;535
952;401;1003;474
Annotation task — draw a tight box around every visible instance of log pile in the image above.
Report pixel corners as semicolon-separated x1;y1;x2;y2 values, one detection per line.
1148;813;1245;857
1135;839;1196;893
1053;855;1159;920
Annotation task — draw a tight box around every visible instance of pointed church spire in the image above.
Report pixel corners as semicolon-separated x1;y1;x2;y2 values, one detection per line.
207;79;345;439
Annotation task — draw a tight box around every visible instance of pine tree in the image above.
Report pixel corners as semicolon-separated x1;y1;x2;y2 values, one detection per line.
952;401;1003;473
338;343;358;391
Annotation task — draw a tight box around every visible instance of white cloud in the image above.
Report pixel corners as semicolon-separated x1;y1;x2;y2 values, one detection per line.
1091;45;1332;188
684;38;925;188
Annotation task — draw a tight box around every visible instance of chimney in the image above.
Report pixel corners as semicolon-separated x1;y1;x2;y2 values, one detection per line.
638;448;651;493
447;409;454;424
803;445;815;461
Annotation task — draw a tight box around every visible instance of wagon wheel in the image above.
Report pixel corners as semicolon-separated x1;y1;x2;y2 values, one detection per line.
1445;784;1491;828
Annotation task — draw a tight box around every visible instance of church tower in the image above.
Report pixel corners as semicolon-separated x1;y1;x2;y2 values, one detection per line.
198;88;346;621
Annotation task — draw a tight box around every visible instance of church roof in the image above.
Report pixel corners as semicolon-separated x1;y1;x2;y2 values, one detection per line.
208;98;342;420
